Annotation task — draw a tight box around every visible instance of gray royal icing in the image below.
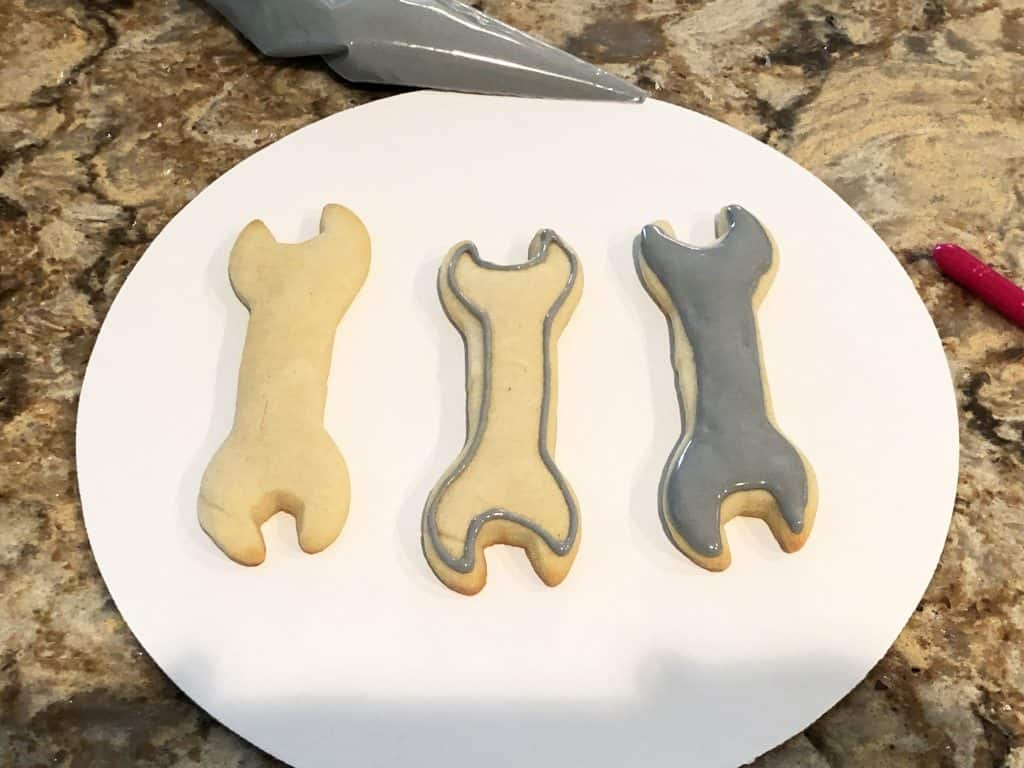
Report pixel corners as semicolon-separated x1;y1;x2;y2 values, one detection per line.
206;0;645;102
423;231;580;573
636;205;809;560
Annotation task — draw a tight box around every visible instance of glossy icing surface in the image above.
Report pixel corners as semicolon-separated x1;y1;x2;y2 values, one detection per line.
637;205;809;560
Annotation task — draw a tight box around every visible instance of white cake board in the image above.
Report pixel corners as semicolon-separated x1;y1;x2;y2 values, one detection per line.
77;92;958;767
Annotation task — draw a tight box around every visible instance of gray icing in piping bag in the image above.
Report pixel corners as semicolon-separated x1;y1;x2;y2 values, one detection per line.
206;0;646;102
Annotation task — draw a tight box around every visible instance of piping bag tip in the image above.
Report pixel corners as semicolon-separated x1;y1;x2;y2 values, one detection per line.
568;70;648;103
207;0;647;103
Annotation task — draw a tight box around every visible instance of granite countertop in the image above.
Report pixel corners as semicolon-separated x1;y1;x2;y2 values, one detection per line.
1;0;1022;765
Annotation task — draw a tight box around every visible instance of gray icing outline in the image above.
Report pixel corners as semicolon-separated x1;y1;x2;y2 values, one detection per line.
635;205;810;560
422;230;580;574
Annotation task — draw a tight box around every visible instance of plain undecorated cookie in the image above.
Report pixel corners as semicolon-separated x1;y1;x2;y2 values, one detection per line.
198;204;370;566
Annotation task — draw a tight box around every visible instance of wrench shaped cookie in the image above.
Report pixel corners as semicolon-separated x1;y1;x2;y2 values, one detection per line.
424;231;583;595
198;205;370;565
636;205;816;571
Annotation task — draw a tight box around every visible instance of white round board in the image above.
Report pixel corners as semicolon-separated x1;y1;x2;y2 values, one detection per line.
78;91;958;767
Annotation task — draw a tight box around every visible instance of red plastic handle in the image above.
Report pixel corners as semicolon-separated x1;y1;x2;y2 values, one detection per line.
932;243;1024;328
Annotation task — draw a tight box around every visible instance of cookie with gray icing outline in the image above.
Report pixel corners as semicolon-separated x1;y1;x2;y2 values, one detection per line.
198;205;371;565
423;231;583;595
635;204;817;571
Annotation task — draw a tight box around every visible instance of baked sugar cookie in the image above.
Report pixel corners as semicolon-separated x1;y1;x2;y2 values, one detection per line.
635;205;816;571
198;205;371;565
423;230;583;595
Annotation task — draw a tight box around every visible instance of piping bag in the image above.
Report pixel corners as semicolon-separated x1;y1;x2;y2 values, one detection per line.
206;0;646;102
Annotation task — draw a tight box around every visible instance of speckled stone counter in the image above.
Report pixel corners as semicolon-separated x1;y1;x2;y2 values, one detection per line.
1;1;1022;765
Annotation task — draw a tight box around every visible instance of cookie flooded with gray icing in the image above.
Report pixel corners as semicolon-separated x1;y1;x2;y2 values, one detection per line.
423;230;583;595
635;205;817;571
